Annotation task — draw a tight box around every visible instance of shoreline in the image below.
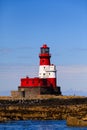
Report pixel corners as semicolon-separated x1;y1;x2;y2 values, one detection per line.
0;95;87;126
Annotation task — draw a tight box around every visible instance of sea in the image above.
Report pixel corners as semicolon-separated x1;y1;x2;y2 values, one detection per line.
0;120;87;130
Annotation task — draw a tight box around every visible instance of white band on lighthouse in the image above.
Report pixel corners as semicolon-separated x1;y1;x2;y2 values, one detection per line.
39;65;56;78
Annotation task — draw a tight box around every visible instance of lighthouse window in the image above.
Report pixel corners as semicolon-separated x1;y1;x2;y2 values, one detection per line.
41;48;45;53
45;48;49;53
41;48;49;54
49;73;50;75
43;73;45;75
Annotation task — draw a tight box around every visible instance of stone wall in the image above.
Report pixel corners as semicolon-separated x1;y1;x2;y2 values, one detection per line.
11;91;20;98
18;87;41;98
17;86;61;98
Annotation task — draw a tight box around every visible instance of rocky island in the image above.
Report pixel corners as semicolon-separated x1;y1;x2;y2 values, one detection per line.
0;45;87;127
0;95;87;127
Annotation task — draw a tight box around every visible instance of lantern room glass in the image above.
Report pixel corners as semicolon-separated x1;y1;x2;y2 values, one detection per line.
41;48;49;54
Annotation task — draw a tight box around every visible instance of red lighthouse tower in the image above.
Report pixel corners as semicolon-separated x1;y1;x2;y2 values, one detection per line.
18;44;61;98
39;44;51;65
39;44;57;88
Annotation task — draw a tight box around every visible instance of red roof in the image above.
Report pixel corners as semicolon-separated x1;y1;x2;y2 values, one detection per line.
42;44;48;48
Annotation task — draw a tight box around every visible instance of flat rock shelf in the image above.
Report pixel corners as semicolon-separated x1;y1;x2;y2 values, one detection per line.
0;95;87;126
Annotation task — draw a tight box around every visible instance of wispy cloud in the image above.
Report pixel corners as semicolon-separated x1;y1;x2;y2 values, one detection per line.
70;47;87;52
74;48;87;51
57;65;87;96
0;64;38;79
0;46;33;54
0;64;87;96
0;46;35;63
17;56;32;59
0;48;12;55
57;65;87;73
15;46;33;50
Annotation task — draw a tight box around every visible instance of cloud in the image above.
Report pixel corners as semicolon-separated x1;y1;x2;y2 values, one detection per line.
57;65;87;74
0;46;33;55
0;65;38;79
0;64;87;96
17;56;32;59
56;65;87;96
0;48;12;55
0;46;36;63
76;48;87;51
15;46;33;50
0;64;38;95
70;47;87;52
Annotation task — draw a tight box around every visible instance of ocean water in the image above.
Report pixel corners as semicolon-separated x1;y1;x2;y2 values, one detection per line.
0;120;87;130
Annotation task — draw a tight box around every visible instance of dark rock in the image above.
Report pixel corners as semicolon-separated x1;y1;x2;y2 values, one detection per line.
0;96;87;126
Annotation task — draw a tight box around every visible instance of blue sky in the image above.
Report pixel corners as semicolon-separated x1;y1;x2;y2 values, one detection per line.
0;0;87;96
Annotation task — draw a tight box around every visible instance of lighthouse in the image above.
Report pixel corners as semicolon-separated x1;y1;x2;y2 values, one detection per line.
11;44;61;98
39;44;57;88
